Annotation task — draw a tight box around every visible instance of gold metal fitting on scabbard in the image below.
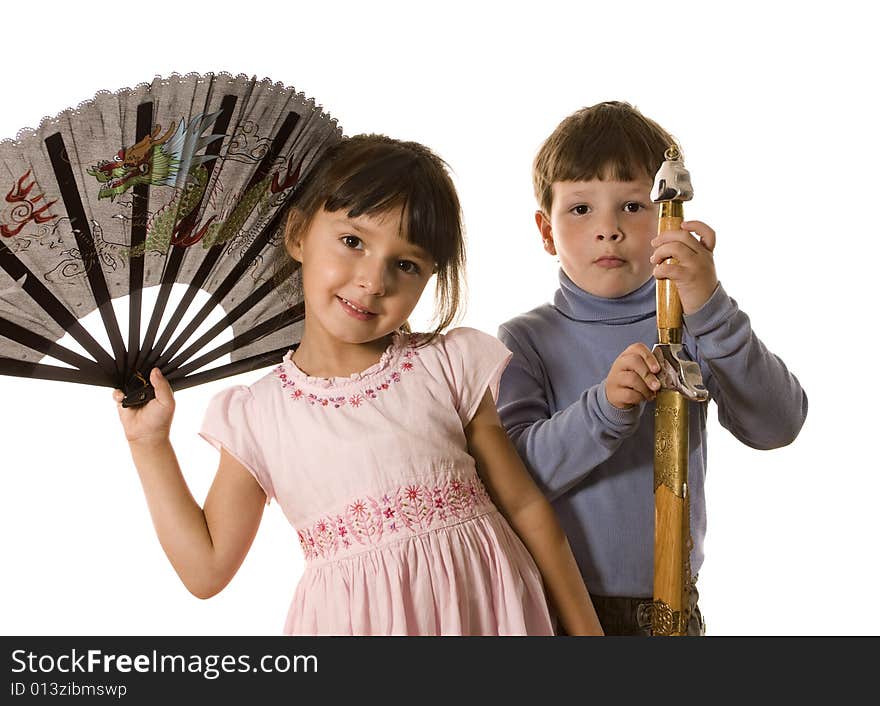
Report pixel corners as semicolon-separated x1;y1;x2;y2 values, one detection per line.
650;599;686;636
653;390;689;498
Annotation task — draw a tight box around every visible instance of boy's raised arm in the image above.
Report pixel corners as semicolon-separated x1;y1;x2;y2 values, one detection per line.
685;283;808;449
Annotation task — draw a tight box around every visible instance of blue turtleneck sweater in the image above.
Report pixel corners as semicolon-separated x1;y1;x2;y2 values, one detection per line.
496;271;807;598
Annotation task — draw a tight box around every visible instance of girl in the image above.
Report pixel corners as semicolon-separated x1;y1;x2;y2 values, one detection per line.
113;134;602;636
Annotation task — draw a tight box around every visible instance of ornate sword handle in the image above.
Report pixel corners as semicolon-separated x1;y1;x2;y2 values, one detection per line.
652;146;693;345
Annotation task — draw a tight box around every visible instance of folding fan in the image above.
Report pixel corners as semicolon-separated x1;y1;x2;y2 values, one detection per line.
0;72;342;406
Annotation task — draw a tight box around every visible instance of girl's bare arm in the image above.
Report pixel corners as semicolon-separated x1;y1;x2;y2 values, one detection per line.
465;390;603;636
115;369;265;598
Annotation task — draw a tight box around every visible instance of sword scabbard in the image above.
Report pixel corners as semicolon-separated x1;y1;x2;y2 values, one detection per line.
652;389;690;636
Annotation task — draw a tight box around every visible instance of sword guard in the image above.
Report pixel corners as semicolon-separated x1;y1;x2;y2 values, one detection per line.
652;343;709;402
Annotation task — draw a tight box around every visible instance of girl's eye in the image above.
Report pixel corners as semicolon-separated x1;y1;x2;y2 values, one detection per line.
571;204;590;216
341;235;362;249
397;260;421;275
623;202;645;213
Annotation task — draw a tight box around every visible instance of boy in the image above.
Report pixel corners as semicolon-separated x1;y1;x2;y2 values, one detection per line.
495;102;807;635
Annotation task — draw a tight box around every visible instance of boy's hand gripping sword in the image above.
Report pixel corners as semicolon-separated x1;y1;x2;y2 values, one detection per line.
650;147;709;636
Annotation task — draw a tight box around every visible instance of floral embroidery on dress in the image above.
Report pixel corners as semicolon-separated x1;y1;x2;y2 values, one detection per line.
297;477;494;561
274;339;421;409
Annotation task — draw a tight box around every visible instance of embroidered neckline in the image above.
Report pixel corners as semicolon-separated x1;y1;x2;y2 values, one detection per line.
274;332;421;407
282;331;404;387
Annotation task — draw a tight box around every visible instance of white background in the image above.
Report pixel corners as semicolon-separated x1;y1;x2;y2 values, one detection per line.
1;0;876;636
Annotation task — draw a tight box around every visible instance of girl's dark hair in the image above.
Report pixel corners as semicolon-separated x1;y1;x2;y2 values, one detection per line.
285;134;465;337
533;101;679;215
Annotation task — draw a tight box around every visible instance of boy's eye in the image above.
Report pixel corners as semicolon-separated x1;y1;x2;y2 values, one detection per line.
397;260;421;275
341;235;363;249
623;202;645;213
571;204;590;216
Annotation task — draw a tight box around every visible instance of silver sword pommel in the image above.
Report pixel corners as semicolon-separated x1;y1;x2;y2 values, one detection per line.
651;146;693;203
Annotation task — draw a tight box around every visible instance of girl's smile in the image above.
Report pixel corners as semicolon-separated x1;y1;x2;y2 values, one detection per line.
338;296;378;320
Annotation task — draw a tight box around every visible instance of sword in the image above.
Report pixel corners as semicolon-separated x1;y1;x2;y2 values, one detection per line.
650;146;709;636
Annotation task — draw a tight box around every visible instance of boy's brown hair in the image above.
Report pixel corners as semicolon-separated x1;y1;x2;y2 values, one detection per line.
533;101;679;215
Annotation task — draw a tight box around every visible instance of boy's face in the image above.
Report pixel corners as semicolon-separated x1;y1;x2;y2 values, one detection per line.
537;178;658;299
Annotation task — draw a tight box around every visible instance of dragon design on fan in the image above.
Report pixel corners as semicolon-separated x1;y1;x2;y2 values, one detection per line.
88;110;224;255
87;111;223;201
87;110;303;257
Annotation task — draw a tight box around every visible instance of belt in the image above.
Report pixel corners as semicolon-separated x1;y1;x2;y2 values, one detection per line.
590;583;706;636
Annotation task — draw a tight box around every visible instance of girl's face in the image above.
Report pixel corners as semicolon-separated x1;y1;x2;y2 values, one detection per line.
287;206;435;349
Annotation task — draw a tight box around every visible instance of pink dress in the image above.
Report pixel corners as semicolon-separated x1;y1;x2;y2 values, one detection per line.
200;327;555;635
